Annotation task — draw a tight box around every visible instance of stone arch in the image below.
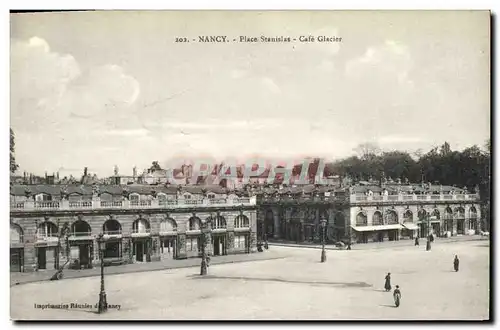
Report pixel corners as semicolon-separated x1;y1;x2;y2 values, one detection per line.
372;211;383;225
469;206;478;218
264;209;274;237
188;216;202;231
443;207;453;233
102;218;122;234
468;206;478;232
234;215;250;228
403;209;413;223
10;223;24;243
454;206;465;218
132;218;151;233
160;218;177;232
71;219;91;236
418;208;427;221
385;210;398;225
356;212;367;226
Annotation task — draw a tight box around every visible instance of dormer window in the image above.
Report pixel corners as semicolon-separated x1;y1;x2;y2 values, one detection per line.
35;193;52;201
207;193;215;199
183;194;191;200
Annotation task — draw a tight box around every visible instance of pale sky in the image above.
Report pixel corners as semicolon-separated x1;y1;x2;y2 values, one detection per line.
10;11;490;177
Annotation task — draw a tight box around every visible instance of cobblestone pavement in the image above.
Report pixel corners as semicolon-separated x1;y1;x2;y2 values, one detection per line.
10;239;489;320
10;250;287;286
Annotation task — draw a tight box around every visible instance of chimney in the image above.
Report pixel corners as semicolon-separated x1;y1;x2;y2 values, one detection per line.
133;166;137;178
56;172;60;180
84;167;88;177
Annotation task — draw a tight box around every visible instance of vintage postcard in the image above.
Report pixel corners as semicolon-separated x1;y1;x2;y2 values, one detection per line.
10;10;490;321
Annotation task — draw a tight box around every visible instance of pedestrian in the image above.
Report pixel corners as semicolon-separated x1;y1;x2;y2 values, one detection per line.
393;285;402;307
415;236;419;246
453;255;459;272
384;272;392;292
347;242;351;250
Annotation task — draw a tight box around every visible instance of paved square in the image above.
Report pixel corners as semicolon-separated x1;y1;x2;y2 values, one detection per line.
11;240;489;320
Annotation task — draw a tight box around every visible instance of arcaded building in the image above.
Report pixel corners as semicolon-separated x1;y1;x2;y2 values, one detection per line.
257;182;482;245
10;184;257;272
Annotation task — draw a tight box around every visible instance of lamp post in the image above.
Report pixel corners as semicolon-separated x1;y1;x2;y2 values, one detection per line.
426;214;431;251
97;233;108;313
200;216;212;276
320;219;327;263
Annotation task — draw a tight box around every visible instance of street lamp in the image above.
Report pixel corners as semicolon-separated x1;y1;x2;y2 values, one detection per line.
97;233;108;313
320;219;327;263
426;214;431;251
200;216;212;276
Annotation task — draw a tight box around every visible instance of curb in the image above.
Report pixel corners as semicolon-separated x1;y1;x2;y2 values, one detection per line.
11;255;285;287
269;237;488;251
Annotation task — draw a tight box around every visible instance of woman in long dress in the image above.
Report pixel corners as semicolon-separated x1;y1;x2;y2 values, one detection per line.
384;273;392;292
454;255;460;272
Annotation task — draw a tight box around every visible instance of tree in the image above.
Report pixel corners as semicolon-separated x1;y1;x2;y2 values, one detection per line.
10;128;19;173
353;142;381;161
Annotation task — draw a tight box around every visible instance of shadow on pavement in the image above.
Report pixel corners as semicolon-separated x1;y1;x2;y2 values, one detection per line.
190;275;373;288
380;304;397;308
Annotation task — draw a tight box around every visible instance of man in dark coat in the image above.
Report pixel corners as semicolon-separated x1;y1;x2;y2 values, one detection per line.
454;255;460;272
415;236;419;246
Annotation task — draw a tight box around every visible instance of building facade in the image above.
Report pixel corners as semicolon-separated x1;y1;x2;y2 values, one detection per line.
256;183;482;245
10;184;257;273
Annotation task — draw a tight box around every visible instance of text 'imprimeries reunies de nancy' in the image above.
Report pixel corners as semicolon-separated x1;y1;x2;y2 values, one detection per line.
34;303;121;310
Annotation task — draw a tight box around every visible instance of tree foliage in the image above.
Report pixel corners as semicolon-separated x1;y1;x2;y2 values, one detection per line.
326;141;490;199
10;128;19;173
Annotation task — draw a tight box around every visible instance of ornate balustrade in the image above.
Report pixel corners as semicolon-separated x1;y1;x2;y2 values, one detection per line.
350;194;479;203
11;196;257;212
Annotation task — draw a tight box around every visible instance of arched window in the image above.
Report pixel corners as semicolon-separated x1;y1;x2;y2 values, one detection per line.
102;219;122;235
455;207;465;219
211;215;227;229
37;221;58;238
443;207;453;220
10;223;23;243
403;210;413;223
356;212;367;226
160;218;177;232
234;215;250;228
71;220;91;236
385;210;398;225
188;217;201;231
132;218;150;233
469;206;478;219
418;209;427;221
372;211;383;226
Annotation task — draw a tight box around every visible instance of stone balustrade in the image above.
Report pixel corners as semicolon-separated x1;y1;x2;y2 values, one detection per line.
350;194;480;203
11;196;257;212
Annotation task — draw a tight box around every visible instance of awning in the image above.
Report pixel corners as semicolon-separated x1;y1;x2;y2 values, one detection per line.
350;224;403;232
402;223;419;230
